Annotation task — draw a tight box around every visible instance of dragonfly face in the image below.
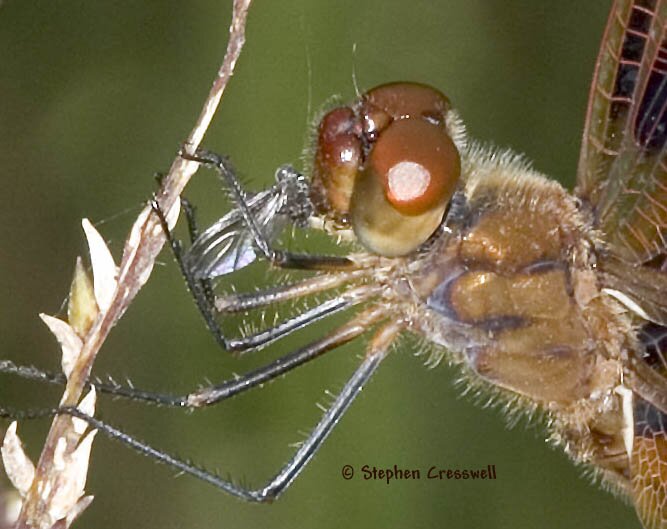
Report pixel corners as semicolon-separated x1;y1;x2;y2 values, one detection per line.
172;1;667;528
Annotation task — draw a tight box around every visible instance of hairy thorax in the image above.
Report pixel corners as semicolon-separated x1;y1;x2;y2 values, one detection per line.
389;148;635;488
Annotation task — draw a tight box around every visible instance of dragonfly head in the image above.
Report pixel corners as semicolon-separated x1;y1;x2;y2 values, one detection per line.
310;82;463;257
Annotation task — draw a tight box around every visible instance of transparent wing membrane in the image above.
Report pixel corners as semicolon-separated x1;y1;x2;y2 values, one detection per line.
184;163;313;279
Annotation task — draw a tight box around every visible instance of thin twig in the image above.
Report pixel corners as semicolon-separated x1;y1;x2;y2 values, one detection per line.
13;1;253;527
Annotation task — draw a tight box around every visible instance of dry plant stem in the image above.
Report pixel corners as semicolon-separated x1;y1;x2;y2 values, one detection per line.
15;1;253;527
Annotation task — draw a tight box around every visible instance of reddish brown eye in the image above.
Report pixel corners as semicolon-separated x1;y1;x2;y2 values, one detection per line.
311;107;362;217
348;83;462;257
320;107;357;142
369;118;460;215
363;82;450;122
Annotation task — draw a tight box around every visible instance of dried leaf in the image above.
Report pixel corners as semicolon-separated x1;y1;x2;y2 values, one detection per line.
1;422;35;496
70;388;96;436
124;207;157;288
126;207;151;251
49;518;67;529
48;430;97;522
124;200;178;290
47;389;97;523
2;488;23;526
81;218;118;312
39;315;83;379
63;495;94;528
67;257;98;337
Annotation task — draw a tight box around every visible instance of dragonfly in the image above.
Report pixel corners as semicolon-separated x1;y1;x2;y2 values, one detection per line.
3;1;667;528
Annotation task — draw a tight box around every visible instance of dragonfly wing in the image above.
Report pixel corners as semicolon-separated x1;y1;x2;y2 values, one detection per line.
625;322;667;529
576;0;667;268
576;5;667;526
631;393;667;529
184;188;283;279
576;0;667;328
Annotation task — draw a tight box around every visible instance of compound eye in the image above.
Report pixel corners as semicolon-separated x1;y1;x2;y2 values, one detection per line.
310;107;362;218
371;118;460;215
364;82;450;122
349;114;461;257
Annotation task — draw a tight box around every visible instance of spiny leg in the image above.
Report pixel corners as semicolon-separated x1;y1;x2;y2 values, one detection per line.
179;197;218;313
152;196;227;349
0;360;168;405
0;307;384;409
0;360;66;387
151;195;366;353
114;305;383;409
179;149;361;271
151;149;386;355
158;230;378;355
49;319;402;502
0;360;141;399
224;285;378;353
215;271;369;313
0;407;55;421
179;198;201;244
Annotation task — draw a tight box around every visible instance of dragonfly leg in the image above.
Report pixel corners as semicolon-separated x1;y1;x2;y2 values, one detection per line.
33;319;400;502
0;307;384;409
151;195;378;353
152;196;228;348
180;149;362;272
223;285;379;353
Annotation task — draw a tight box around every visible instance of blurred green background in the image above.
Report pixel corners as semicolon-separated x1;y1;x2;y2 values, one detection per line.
0;1;640;528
